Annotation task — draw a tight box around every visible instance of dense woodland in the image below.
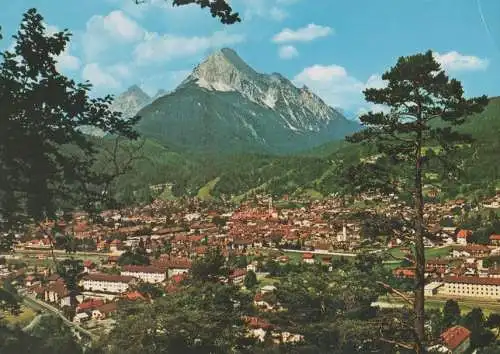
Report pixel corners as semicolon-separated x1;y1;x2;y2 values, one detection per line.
96;95;499;207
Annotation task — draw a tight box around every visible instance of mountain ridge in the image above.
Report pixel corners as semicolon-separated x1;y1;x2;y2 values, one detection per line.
129;47;359;155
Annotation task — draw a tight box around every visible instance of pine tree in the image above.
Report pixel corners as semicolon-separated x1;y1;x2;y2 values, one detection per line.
347;50;488;352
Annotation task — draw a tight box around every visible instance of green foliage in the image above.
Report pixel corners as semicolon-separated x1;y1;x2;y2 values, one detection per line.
0;280;21;316
136;282;164;299
118;249;150;266
0;314;82;354
171;0;240;24
100;282;254;354
461;308;495;349
442;299;461;328
0;9;137;234
191;247;228;282
244;270;257;289
346;50;488;349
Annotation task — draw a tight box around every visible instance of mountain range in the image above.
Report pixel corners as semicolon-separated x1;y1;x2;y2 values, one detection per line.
111;48;359;155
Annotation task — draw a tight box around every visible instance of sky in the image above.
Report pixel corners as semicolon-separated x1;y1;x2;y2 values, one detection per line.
0;0;499;117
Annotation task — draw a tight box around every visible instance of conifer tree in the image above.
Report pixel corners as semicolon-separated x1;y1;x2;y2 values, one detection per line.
347;50;488;352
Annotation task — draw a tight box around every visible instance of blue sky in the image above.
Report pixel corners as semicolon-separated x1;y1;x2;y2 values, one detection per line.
1;0;499;116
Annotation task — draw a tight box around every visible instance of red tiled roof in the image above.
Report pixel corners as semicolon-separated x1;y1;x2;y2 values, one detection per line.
95;302;117;314
303;253;314;259
124;291;145;301
230;268;247;279
77;299;104;312
122;265;165;274
441;326;470;350
489;234;500;241
243;316;273;330
457;229;472;239
170;273;188;284
443;276;500;286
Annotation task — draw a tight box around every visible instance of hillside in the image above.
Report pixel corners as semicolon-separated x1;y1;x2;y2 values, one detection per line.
90;97;499;205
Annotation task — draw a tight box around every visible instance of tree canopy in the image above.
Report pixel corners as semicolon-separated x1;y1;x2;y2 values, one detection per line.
0;9;139;231
135;0;240;24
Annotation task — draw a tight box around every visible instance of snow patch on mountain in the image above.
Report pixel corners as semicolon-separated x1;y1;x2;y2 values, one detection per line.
179;47;345;134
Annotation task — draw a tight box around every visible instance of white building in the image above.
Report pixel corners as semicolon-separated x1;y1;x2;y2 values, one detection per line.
424;282;443;296
121;265;166;284
81;273;136;294
441;276;500;299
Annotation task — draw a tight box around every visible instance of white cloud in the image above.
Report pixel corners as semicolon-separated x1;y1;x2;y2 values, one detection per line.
83;10;145;60
239;0;291;22
365;74;387;90
43;22;60;36
269;7;288;21
56;46;81;72
82;63;121;89
134;31;245;65
293;64;386;113
273;23;333;43
41;22;81;72
278;45;298;59
433;51;489;72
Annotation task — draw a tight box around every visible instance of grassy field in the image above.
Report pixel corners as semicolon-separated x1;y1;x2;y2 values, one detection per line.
197;177;220;200
3;305;36;326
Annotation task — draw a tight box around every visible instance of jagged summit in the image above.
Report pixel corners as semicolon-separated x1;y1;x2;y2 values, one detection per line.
110;85;151;119
179;48;344;129
114;48;359;154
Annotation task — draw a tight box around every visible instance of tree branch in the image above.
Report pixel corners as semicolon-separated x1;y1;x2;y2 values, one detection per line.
376;281;414;306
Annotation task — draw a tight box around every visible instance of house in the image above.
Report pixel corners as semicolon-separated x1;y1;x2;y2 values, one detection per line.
121;265;166;284
25;238;51;249
123;291;146;301
456;229;472;245
302;253;315;264
246;262;258;272
81;273;136;294
92;302;118;320
254;293;274;311
229;268;247;284
83;260;96;273
393;267;415;279
260;285;277;294
76;299;104;313
490;234;500;246
243;316;274;342
73;312;90;324
154;257;192;278
440;326;471;354
25;275;39;287
44;279;72;307
452;244;490;258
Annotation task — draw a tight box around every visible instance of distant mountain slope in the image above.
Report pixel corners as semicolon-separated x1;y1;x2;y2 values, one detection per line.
134;48;359;155
91;92;499;204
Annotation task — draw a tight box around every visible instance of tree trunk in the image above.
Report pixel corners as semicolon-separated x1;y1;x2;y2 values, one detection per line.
414;129;426;353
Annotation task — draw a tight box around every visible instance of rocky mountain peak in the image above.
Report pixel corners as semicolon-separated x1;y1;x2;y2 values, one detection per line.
110;85;151;119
